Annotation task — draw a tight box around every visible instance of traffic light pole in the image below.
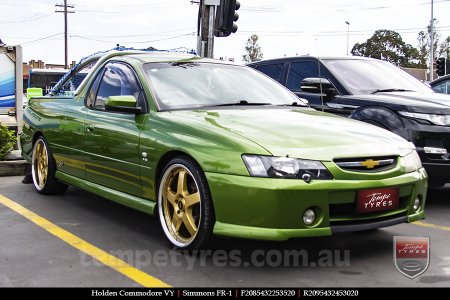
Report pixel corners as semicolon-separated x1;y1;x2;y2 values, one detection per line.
195;0;239;58
197;0;219;58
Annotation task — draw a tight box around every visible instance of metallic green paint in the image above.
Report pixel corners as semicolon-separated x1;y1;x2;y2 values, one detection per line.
105;95;138;108
20;52;428;242
206;168;426;234
56;171;156;215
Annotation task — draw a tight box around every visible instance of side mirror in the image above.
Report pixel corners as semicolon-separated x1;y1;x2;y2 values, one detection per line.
300;78;336;97
105;95;143;114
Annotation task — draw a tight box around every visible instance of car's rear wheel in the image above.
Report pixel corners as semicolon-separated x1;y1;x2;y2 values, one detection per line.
32;137;68;195
158;156;214;250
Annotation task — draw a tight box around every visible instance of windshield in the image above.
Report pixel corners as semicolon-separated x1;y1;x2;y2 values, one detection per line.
322;59;432;95
143;62;304;110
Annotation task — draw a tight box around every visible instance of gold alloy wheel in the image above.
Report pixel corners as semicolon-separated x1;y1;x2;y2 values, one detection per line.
159;164;201;247
32;139;49;191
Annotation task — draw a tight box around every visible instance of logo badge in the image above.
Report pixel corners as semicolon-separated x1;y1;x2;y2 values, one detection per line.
394;236;430;278
361;159;380;169
357;187;399;214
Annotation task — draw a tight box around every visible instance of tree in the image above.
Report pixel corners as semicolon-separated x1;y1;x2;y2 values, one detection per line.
417;19;440;66
242;34;263;63
439;36;450;59
351;30;422;68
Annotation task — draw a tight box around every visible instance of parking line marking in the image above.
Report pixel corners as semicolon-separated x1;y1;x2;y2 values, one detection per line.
0;194;170;287
413;221;450;232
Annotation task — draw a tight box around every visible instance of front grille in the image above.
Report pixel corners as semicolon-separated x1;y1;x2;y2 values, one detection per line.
330;214;408;233
334;156;397;172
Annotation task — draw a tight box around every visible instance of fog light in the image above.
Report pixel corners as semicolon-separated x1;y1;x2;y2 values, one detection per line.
413;197;421;211
303;209;316;225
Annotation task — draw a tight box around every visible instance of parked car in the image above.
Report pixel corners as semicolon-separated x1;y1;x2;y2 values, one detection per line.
249;56;450;187
430;74;450;95
21;51;427;250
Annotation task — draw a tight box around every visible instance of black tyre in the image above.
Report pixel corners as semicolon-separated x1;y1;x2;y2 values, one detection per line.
31;137;68;195
158;156;215;250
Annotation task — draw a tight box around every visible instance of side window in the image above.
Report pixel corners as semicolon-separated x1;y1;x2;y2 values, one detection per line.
85;69;104;108
255;64;284;81
55;60;98;96
287;61;320;91
91;62;145;111
432;81;450;94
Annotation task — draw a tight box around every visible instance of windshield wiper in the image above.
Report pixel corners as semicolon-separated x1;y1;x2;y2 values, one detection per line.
214;100;272;107
274;101;306;107
370;88;412;94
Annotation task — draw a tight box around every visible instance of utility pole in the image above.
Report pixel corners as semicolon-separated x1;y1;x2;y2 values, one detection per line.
429;0;434;81
55;0;74;69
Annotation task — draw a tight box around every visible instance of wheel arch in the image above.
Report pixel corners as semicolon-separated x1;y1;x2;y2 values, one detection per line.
32;130;44;145
155;150;203;191
350;105;410;139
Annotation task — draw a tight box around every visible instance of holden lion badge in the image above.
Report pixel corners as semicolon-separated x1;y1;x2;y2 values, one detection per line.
394;236;430;278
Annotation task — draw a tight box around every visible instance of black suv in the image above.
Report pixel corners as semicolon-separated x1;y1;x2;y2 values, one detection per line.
249;56;450;187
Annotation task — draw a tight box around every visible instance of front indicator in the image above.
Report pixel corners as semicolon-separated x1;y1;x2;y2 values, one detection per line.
402;151;422;173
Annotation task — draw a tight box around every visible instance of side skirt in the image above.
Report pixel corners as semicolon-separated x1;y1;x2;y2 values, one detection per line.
56;171;156;216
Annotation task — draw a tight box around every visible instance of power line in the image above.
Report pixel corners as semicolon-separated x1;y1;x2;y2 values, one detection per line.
21;32;64;45
74;28;194;38
0;13;54;25
72;0;172;8
71;32;195;44
238;26;450;36
242;0;450;13
55;1;75;68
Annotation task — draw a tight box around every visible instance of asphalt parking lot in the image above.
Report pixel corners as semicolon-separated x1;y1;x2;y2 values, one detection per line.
0;175;449;287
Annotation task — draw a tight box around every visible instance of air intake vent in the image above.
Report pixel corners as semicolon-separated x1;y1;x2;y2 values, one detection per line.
334;156;397;172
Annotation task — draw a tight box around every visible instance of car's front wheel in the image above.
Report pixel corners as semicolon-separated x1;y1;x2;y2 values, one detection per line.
158;156;214;250
31;137;68;195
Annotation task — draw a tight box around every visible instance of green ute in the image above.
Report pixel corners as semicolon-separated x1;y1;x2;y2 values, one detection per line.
21;50;427;250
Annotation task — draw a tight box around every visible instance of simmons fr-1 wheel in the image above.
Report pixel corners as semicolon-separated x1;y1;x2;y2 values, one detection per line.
158;156;214;250
31;137;68;195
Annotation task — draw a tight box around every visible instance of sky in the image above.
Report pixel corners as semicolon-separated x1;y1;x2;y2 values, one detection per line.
1;0;450;65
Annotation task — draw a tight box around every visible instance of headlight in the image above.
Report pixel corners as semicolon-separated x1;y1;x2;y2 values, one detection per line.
401;150;422;173
398;111;450;126
242;155;333;179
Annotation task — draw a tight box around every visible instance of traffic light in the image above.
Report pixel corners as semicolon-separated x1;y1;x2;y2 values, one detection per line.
214;0;240;37
436;57;446;76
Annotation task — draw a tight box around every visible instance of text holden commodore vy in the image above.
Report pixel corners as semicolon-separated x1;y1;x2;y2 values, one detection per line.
20;50;427;250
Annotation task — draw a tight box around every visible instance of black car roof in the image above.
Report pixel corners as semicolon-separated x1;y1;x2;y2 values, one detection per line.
247;55;378;65
430;74;450;86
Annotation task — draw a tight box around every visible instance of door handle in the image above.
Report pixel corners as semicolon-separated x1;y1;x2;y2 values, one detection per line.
86;125;94;133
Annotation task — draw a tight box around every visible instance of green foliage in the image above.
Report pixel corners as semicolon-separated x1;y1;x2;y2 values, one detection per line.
351;30;423;68
242;34;264;63
0;123;17;161
439;36;450;60
417;19;441;67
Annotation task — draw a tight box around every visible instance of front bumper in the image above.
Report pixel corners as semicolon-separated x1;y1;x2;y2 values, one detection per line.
206;168;427;241
405;121;450;183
